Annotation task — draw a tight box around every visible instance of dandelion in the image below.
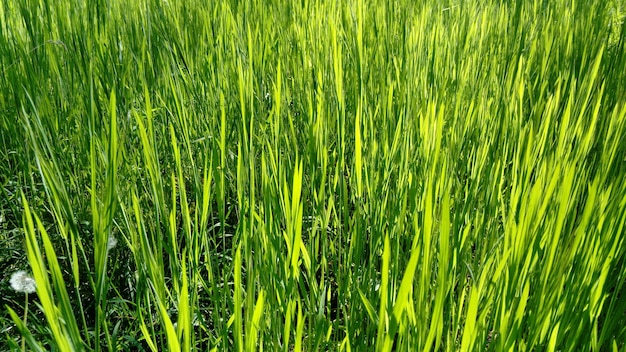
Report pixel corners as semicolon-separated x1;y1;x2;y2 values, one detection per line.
9;271;35;352
107;235;118;251
10;271;36;294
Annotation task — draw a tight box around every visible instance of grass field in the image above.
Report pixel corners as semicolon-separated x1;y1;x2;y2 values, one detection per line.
1;0;626;350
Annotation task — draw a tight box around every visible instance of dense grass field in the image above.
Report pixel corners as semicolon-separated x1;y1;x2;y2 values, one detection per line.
1;0;625;350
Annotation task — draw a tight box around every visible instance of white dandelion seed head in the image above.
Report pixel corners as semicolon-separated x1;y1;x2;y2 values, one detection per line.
107;235;118;250
9;271;36;294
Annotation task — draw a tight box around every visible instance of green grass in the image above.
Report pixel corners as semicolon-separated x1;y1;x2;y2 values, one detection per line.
1;0;626;350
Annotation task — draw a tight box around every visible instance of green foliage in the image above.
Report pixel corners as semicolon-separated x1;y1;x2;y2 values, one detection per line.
1;0;625;350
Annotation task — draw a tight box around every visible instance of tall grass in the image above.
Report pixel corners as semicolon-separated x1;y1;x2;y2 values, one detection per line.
1;0;625;350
